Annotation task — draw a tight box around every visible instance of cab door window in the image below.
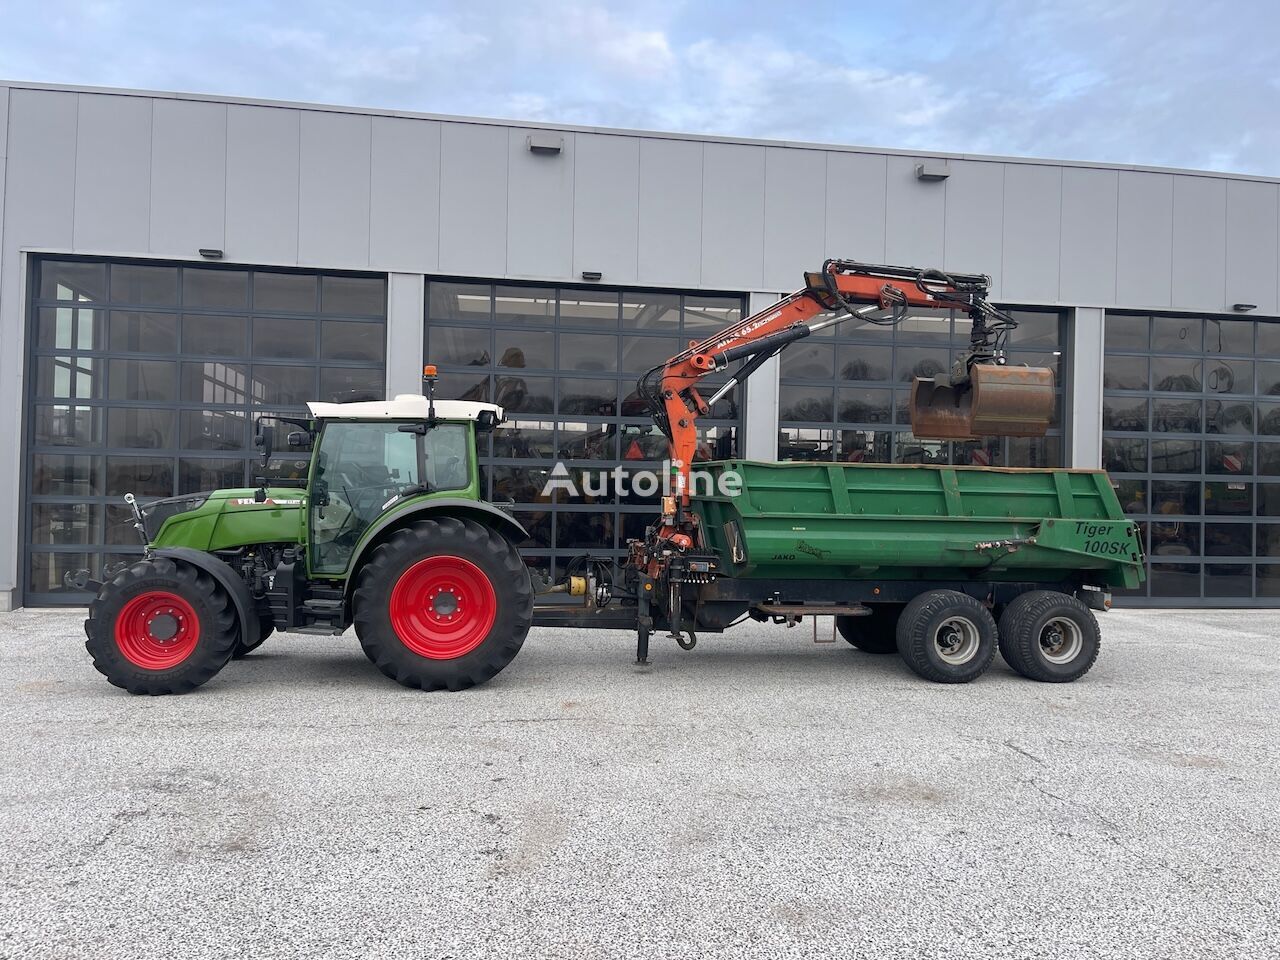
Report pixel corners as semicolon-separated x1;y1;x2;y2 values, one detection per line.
309;421;470;574
310;422;420;574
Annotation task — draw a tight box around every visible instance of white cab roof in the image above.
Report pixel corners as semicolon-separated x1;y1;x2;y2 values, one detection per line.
306;394;504;422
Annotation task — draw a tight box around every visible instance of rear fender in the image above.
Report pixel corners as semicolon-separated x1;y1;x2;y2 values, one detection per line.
343;499;527;597
153;547;259;649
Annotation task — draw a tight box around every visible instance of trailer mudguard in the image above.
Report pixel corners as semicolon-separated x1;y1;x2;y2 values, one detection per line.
153;547;261;649
342;498;528;592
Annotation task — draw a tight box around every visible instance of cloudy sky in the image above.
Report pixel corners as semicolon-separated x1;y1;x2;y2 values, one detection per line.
1;0;1276;175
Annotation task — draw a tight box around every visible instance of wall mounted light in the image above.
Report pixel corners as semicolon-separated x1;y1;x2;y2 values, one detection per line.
1233;303;1257;312
198;248;224;260
527;133;563;155
914;160;950;181
581;271;602;282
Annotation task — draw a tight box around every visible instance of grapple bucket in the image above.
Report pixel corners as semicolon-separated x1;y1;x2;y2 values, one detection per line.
909;363;1055;440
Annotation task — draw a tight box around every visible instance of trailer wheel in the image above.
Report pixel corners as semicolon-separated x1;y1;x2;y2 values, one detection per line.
895;590;997;683
84;557;240;695
353;517;533;691
836;605;900;654
997;591;1100;682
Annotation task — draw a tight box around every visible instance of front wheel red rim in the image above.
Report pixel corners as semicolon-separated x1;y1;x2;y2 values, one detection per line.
114;591;201;670
389;555;498;660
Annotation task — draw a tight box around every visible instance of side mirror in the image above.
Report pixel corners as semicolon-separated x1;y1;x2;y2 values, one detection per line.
476;409;500;433
287;430;309;447
254;424;275;465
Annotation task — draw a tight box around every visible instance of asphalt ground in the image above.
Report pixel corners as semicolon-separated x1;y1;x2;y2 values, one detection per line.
0;607;1276;959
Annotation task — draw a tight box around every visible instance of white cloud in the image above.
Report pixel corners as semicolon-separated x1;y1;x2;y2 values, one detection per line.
657;36;959;145
406;12;490;56
502;92;553;120
509;2;677;79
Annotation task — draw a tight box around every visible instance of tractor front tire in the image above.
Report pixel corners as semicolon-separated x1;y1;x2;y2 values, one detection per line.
85;557;240;695
836;605;901;654
353;518;533;691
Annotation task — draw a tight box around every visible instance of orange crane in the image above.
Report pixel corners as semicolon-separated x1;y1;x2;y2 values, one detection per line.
635;259;1054;545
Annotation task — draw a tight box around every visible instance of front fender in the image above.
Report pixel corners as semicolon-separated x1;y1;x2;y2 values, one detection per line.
153;547;260;649
342;499;527;596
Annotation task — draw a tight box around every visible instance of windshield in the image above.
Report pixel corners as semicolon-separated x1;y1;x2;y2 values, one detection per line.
310;421;470;574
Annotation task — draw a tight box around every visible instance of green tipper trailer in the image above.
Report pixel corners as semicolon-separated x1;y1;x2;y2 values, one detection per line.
589;459;1147;686
691;461;1143;589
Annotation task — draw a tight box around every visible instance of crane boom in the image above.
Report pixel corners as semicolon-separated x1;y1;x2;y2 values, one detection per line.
637;259;1055;512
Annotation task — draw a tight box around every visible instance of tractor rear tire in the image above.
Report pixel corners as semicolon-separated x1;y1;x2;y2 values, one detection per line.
836;605;901;654
84;557;240;695
352;518;533;691
997;591;1100;682
895;590;997;683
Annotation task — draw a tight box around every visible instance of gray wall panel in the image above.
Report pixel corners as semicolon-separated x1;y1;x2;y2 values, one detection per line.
1116;171;1174;308
823;151;887;263
700;142;765;290
885;156;943;266
4;90;77;249
573;133;639;285
637;137;702;287
1171;175;1226;312
0;154;6;603
2;89;79;600
1068;307;1104;468
1059;167;1118;305
0;87;6;315
225;105;300;265
1001;164;1061;302
507;127;574;279
74;94;152;253
744;291;781;460
386;272;426;396
762;147;826;291
298;111;371;268
438;122;507;277
370;116;440;274
942;160;1003;295
0;85;9;158
1225;179;1279;314
150;98;226;256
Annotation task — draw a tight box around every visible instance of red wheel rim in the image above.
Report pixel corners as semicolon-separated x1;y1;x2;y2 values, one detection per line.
389;555;497;660
114;591;201;670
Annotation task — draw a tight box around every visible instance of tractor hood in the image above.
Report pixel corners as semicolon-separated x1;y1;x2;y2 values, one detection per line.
146;488;306;552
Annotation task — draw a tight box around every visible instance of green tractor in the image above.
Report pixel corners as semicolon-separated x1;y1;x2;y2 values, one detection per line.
83;381;534;696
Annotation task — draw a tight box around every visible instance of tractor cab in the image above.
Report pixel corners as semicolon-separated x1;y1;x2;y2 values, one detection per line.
300;394;503;576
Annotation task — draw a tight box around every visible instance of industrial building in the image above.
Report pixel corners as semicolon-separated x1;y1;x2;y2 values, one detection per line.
2;80;1278;608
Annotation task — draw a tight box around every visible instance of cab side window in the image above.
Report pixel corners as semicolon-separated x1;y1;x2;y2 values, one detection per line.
424;424;469;491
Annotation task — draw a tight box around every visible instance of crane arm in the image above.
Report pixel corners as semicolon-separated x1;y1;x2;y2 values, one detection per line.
639;259;1014;508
